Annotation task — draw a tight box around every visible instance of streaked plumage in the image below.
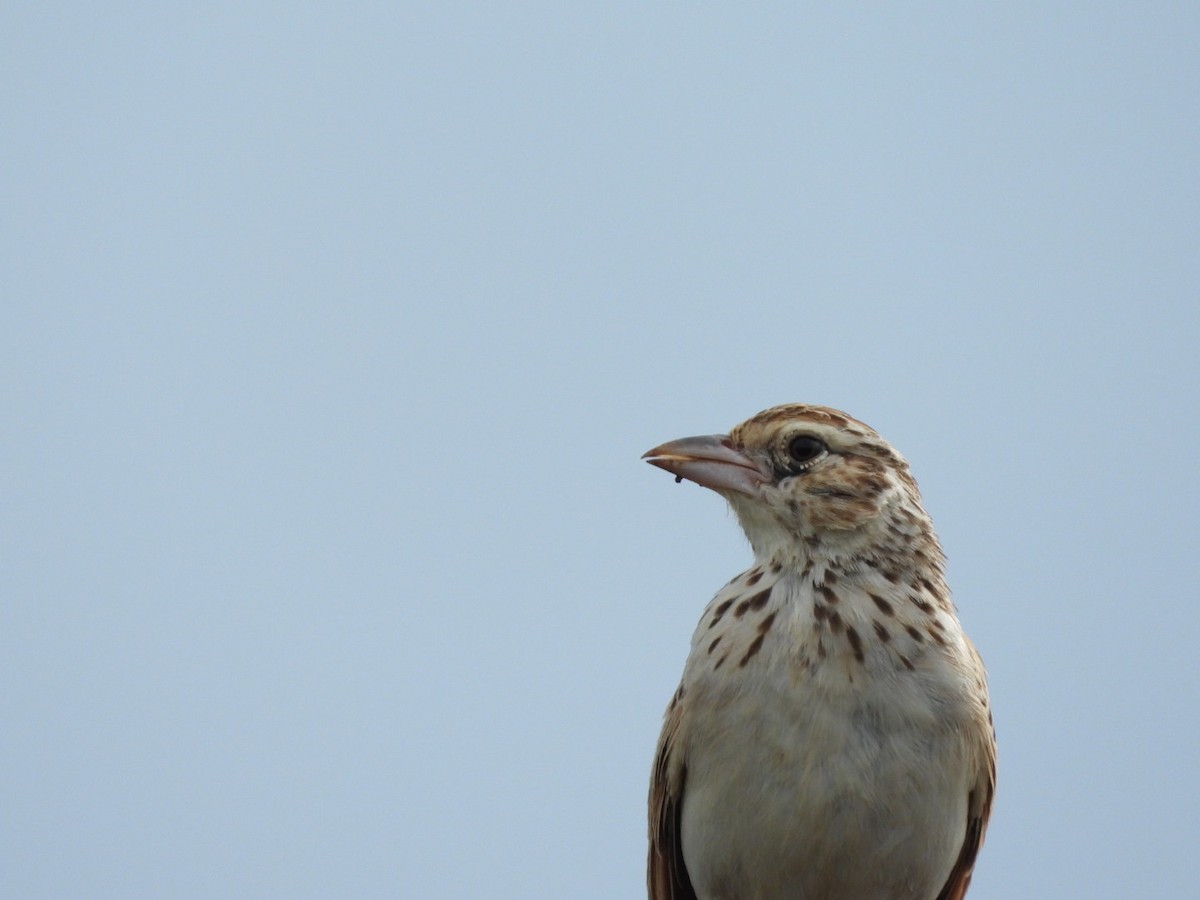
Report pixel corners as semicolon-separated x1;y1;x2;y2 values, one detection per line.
644;404;994;900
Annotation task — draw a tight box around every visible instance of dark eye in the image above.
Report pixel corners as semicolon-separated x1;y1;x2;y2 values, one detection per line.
787;435;825;467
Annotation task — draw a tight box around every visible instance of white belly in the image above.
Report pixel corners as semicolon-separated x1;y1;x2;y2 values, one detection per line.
679;661;973;900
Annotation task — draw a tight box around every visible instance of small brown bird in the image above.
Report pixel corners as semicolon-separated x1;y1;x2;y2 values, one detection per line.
644;404;994;900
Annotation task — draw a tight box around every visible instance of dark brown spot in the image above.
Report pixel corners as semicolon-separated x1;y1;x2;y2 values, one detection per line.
827;610;843;634
817;639;826;658
845;625;864;663
735;587;773;617
801;559;814;578
709;598;735;628
927;626;947;646
868;592;894;616
813;602;829;621
905;624;924;643
911;596;934;614
739;634;766;666
883;569;901;584
873;621;890;641
757;611;777;634
746;569;763;586
899;654;914;671
819;585;839;605
919;577;939;596
714;653;728;670
708;635;722;654
770;561;783;574
824;570;838;585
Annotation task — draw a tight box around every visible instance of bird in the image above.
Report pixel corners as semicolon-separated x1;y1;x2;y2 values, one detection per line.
643;404;995;900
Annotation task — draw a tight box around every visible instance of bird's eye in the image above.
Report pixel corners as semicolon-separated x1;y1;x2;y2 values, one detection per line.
786;435;826;467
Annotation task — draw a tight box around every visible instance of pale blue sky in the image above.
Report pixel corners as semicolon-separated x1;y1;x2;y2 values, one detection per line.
4;4;1198;898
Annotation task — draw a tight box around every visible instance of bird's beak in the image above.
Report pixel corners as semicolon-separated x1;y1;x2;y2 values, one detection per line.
642;434;771;497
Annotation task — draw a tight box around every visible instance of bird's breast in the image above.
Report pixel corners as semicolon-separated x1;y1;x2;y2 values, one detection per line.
676;572;980;899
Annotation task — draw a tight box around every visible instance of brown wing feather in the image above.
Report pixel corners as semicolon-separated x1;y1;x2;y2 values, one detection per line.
936;719;997;900
647;687;697;900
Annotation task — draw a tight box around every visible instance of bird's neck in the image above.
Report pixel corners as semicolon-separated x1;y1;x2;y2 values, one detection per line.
758;497;947;595
751;499;958;671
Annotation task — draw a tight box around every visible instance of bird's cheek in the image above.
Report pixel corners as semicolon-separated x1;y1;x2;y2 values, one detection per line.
808;496;883;531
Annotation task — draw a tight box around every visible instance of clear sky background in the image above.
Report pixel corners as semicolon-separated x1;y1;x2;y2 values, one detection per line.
4;4;1198;898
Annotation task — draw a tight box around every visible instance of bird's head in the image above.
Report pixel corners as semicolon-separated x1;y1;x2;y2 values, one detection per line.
644;404;926;562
